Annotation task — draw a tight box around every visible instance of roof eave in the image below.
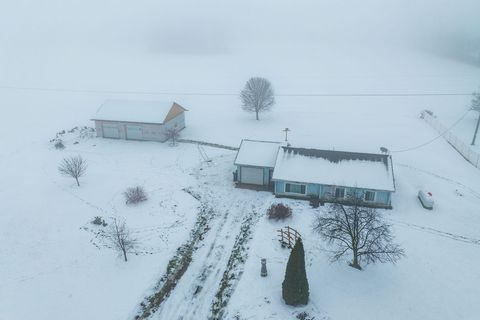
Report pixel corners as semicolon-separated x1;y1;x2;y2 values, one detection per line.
271;177;395;192
91;118;164;125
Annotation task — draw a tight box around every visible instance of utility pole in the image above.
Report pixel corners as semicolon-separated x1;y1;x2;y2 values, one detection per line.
283;128;290;142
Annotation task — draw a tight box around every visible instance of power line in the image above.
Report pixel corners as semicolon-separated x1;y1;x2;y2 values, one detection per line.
390;109;471;153
0;85;473;97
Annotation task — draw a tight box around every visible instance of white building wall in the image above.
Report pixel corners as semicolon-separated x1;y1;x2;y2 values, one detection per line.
93;110;185;142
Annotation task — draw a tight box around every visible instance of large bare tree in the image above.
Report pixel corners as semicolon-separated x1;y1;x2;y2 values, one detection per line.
58;155;87;186
240;77;275;120
313;196;404;270
109;218;137;262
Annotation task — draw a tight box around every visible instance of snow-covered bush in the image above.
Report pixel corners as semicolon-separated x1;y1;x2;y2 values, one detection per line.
296;311;315;320
78;126;96;139
92;216;107;227
124;186;148;205
267;203;292;220
54;140;65;150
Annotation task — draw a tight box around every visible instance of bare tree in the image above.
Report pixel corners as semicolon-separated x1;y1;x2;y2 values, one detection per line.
108;218;137;262
164;124;180;146
313;196;404;270
470;90;480;145
240;77;275;120
58;155;87;186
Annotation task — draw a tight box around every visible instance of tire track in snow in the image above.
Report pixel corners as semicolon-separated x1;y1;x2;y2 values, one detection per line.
147;153;270;320
396;163;480;199
386;218;480;245
156;191;262;320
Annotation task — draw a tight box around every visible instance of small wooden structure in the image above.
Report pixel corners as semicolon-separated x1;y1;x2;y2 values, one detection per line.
277;226;301;249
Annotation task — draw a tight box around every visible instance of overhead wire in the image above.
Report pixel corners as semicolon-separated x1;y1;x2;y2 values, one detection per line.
390;109;472;153
0;84;473;97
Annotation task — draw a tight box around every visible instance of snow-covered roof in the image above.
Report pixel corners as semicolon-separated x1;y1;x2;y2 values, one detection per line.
272;147;395;191
234;139;281;168
92;100;180;124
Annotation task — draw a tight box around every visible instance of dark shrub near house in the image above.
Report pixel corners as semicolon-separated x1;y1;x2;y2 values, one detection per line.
267;203;292;220
309;196;320;208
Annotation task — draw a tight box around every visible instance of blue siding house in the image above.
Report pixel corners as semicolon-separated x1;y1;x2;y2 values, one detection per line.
272;147;395;208
234;141;396;208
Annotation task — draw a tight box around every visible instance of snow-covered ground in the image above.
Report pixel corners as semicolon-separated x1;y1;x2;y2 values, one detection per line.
2;2;480;319
2;69;480;319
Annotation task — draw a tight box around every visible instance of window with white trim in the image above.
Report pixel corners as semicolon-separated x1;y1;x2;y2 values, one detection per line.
364;190;375;202
285;183;306;194
334;187;345;198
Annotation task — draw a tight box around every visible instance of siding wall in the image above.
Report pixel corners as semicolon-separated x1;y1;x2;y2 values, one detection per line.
94;110;185;143
95;120;165;141
274;180;392;208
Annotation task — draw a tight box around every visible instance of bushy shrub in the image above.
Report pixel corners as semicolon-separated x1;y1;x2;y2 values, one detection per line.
54;140;65;149
309;196;320;208
296;311;314;320
267;203;292;220
92;216;107;227
124;186;148;205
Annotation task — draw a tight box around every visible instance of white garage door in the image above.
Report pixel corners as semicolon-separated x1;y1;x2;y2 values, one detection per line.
126;125;143;140
241;167;264;185
102;123;120;139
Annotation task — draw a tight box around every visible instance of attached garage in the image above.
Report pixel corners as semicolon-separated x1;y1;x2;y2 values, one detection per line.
102;123;120;139
239;167;264;185
234;139;281;187
92;100;187;142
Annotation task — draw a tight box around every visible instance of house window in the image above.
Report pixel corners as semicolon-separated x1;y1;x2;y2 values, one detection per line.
334;187;345;198
364;191;376;202
285;183;306;194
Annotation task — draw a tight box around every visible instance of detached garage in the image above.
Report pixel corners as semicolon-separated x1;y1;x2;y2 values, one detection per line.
234;139;281;187
91;100;187;142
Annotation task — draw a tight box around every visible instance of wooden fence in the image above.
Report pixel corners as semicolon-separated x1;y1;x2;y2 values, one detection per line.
178;139;239;151
423;112;480;168
277;226;301;249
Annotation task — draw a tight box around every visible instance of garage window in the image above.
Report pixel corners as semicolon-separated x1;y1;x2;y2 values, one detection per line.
285;183;306;194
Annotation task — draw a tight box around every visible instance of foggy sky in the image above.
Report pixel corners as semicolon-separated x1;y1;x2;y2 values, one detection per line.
1;0;479;54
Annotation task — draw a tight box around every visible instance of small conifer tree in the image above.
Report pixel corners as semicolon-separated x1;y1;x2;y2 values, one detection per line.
282;238;309;305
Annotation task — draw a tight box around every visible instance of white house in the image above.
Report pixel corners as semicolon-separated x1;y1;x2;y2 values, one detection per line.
91;100;187;142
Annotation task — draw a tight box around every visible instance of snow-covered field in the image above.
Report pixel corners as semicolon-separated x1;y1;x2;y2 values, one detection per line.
2;1;480;319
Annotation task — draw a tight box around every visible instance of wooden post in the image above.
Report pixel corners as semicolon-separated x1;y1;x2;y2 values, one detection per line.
287;227;291;248
471;113;480;145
